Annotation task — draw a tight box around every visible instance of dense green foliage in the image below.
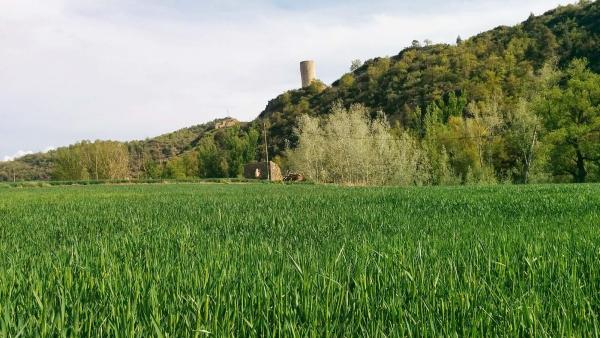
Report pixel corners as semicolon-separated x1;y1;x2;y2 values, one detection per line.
288;103;429;185
0;121;218;182
52;141;130;181
261;1;600;183
1;184;600;336
262;1;600;132
0;153;53;182
0;119;262;182
195;126;260;179
125;122;217;179
125;124;262;180
536;59;600;182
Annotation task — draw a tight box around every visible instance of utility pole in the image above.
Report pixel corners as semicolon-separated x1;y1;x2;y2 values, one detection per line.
263;121;270;181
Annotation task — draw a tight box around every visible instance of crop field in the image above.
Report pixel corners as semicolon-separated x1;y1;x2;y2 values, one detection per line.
1;184;600;336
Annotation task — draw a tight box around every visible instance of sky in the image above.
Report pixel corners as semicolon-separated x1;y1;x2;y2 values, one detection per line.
1;0;576;161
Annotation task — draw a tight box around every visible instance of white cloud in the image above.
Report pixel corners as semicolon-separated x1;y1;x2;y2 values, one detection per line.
3;150;34;162
0;0;577;160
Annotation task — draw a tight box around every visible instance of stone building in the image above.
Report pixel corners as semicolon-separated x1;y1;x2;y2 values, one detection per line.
215;118;239;130
244;161;283;181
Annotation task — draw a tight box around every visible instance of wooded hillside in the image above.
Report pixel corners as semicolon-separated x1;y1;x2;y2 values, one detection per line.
2;1;599;184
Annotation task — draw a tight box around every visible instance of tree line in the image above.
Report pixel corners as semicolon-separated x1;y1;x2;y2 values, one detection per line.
258;1;600;185
51;126;260;181
15;59;600;185
2;1;599;185
288;59;600;185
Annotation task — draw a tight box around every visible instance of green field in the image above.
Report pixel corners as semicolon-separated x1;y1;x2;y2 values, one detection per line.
1;184;599;336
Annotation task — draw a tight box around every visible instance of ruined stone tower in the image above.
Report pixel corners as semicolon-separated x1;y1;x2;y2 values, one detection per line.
300;60;316;88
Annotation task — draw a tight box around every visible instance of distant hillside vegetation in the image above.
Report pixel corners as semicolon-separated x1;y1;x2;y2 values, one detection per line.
259;1;600;156
0;118;253;181
2;1;599;183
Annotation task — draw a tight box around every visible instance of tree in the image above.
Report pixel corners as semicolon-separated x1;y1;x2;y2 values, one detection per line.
426;91;468;123
350;59;363;72
339;74;356;89
81;141;129;180
53;146;88;181
144;160;163;179
182;151;200;177
195;126;260;179
244;128;260;165
197;136;224;178
427;99;501;184
503;99;543;183
288;103;429;186
287;114;325;182
422;106;459;185
536;59;600;182
52;141;129;181
163;151;199;179
163;157;187;179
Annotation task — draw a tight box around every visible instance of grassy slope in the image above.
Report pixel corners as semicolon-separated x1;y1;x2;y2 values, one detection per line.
1;184;599;336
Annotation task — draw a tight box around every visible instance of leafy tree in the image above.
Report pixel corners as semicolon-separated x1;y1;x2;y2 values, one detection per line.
427;91;468;124
197;136;224;178
504;99;545;183
163;157;187;179
53;146;88;181
422;115;459;185
52;141;129;180
144;160;163;179
196;127;259;178
221;128;245;177
350;59;363;72
182;151;199;177
536;59;600;182
244;128;260;166
288;103;429;186
81;141;129;180
339;74;356;89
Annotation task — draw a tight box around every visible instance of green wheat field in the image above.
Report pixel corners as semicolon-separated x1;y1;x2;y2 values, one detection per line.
1;183;599;336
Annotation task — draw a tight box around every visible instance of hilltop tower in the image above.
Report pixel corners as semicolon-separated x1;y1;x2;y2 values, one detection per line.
300;60;316;88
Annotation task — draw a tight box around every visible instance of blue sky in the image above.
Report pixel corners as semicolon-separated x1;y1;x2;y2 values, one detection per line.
1;0;575;161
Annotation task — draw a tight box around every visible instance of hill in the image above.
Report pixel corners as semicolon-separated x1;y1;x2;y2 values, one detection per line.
2;0;599;182
0;118;249;181
259;1;600;156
